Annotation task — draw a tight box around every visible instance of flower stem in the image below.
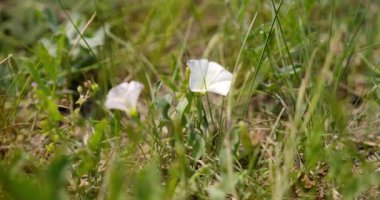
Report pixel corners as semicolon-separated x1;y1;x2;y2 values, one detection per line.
205;93;214;125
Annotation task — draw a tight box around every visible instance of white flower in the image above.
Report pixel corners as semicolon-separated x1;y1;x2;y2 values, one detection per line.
187;59;233;96
105;81;144;114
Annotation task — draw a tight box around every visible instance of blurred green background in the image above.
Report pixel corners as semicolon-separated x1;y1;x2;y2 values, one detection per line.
1;0;380;199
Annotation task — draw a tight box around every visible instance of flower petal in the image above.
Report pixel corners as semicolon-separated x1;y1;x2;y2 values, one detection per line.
105;97;128;112
206;61;232;96
187;59;208;93
125;81;144;109
187;59;232;96
104;81;144;112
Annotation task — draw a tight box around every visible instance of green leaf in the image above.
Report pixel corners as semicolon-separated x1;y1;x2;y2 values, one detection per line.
0;164;45;200
156;94;172;120
88;120;107;152
188;126;205;160
43;156;70;200
134;162;163;200
106;158;127;200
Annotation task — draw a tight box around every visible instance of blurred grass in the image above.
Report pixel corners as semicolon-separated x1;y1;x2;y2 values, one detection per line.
1;0;380;199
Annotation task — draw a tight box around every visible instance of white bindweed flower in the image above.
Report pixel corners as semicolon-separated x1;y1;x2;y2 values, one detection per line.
187;59;233;96
105;81;144;115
